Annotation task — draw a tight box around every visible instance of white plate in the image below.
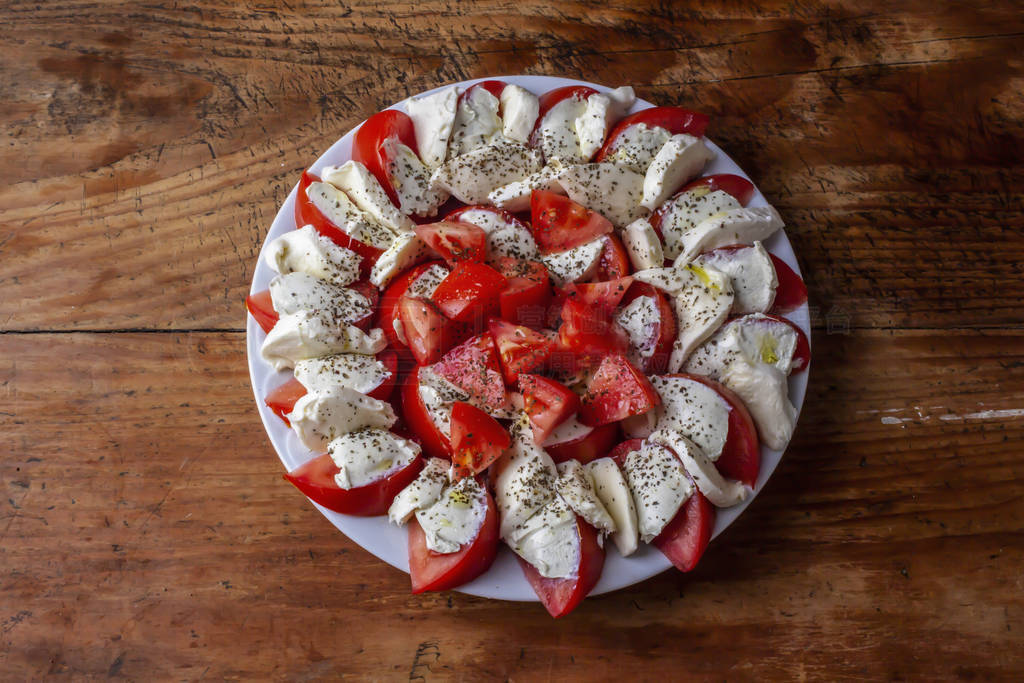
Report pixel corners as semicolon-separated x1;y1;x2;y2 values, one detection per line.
247;75;811;601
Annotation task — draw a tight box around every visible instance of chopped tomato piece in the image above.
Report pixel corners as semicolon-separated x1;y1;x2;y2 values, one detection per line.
413;221;487;266
595;106;710;162
768;255;808;314
557;297;629;361
518;515;604;618
546;422;619;465
680;173;756;206
591;234;631;281
518;374;580;445
246;289;278;333
450;402;512;479
487;319;556;384
567;276;634;310
653;487;715;573
294;171;383;273
265;378;306;426
530;190;613;253
401;366;452;459
433;333;508;412
431;261;508;324
377;261;447;349
284;452;422;517
494;258;552;329
578;354;659;427
351;109;418;209
398;296;457;365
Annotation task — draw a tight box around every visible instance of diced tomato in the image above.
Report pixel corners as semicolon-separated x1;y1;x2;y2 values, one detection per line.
431;261;508;324
398;296;458;365
768;255;808;315
578;354;660;427
265;378;306;427
283;452;423;517
351;109;419;209
568;276;634;311
294;171;383;273
401;366;452;459
408;484;499;593
759;314;811;374
494;258;552;329
591;234;631;281
529;85;600;148
595;106;710;162
462;79;506;101
487;319;556;384
450;403;512;479
433;333;508;412
621;281;677;374
546;422;619;465
413;221;487;266
557;297;629;361
530;190;613;253
377;261;447;349
518;374;580;445
518;515;604;618
246;289;278;334
653;489;715;573
608;438;646;467
680;173;756;206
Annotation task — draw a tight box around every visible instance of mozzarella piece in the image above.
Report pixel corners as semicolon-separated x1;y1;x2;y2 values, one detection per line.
541;413;592;448
487;161;566;212
620;410;657;440
320;161;414;233
668;263;734;372
500;84;540;143
268;272;371;323
641;134;714;210
606;86;636;110
415;476;489;554
615;294;661;367
448;85;503;158
601;123;671;173
534;95;589;163
417;368;470;439
260;310;386;371
696;242;778;314
586;457;639;556
304;181;398;250
721;356;796;451
486;224;540;263
685;312;799;380
389;457;451;524
622;217;664;271
575;93;613;161
557;163;648;228
494;415;559;540
622;441;693;543
506;493;580;579
328;428;420;489
648;375;731;461
658;188;741;260
431;140;543;204
540;237;605;286
648;429;749;508
632;266;693;294
288;386;396;451
405;263;449;299
265;224;362;287
677;206;785;262
405;85;459;169
451;207;517;235
369;232;433;289
556;460;615;534
293;353;391;396
381;137;449;217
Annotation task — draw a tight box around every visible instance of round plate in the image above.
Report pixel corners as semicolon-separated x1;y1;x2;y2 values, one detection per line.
247;75;811;601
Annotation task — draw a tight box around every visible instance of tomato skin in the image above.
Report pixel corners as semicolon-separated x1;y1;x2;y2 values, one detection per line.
546;422;619;465
767;255;808;315
493;258;552;329
351;109;418;209
265;378;306;426
518;515;605;618
530;190;614;253
579;354;660;427
401;366;453;459
246;289;278;334
487;319;556;384
595;106;710;162
518;374;581;445
413;221;488;266
653;489;715;572
431;262;508;324
608;438;646;466
284;452;423;517
591;234;631;282
450;402;512;479
377;261;447;349
680;173;756;206
294;171;383;273
621;282;677;374
408;485;499;593
433;332;507;412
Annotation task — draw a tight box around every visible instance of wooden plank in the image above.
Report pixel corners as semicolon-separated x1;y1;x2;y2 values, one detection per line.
1;329;1021;678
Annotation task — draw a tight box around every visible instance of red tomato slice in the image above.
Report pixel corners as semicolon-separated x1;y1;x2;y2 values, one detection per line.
579;354;660;427
462;79;507;102
414;221;487;266
377;261;447;349
546;422;619;465
680;173;756;206
518;515;605;618
758;314;811;373
530;190;614;253
401;366;453;459
493;258;552;329
591;234;631;282
450;402;512;479
595;106;710;162
608;438;646;466
246;289;278;334
408;484;499;593
265;378;306;426
284;452;423;517
487;318;556;384
652;488;715;573
557;297;629;361
351;109;418;209
621;281;677;374
518;374;580;445
398;295;458;365
568;276;634;310
768;255;808;315
433;332;508;412
294;171;384;273
431;261;508;324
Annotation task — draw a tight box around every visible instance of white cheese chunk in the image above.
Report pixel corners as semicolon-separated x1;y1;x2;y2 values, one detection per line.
557;163;648;229
381;137;449;217
416;367;470;439
721;356;796;451
540;237;605;286
620;410;657;440
388;457;451;524
641;134;714;210
622;441;693;543
260;310;386;371
268;272;371;323
430;140;543;205
293;353;391;396
667;263;734;372
500;84;540;144
586;457;639;556
265;224;362;287
494;415;559;540
369;232;433;289
615;294;661;367
649;375;731;462
487;161;566;213
328;427;420;489
415;476;489;554
506;493;580;579
556;460;615;534
320;161;414;233
658;188;741;260
541;413;592;448
696;242;778;314
677;206;785;263
304;181;398;250
287;386;396;452
405;85;459;169
448;86;503;158
576;87;634;161
622;217;665;271
685;312;800;380
601;122;671;173
405;263;450;299
486;224;541;263
648;429;749;508
534;95;589;163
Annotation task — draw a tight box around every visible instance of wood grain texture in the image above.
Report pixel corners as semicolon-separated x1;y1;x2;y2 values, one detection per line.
1;0;1023;679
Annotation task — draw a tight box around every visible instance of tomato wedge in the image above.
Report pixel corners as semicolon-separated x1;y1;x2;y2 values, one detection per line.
568;276;634;310
546;422;619;465
652;488;715;573
401;366;453;459
351;109;418;209
767;255;808;315
294;171;383;273
413;221;487;266
246;289;278;333
530;190;613;253
398;296;458;365
409;484;499;593
494;258;552;329
608;438;645;466
433;333;507;412
450;402;512;479
518;515;604;618
595;106;709;162
265;378;306;426
518;374;580;445
621;281;677;374
283;452;422;517
679;173;756;206
557;296;629;361
431;261;507;324
591;234;631;282
377;261;447;349
578;354;660;427
487;318;555;384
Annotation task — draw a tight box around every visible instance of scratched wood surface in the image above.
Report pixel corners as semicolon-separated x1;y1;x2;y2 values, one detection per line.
2;1;1023;680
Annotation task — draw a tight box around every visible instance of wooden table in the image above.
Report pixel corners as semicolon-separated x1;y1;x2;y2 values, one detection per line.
3;1;1023;679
